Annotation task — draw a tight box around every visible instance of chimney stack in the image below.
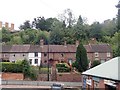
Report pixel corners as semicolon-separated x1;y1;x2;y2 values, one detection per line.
10;23;14;31
0;21;2;29
90;38;96;44
64;41;67;47
40;39;44;46
5;22;9;29
76;40;79;47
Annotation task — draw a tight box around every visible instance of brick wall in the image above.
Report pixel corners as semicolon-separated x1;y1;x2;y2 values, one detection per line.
37;73;82;82
37;74;48;81
57;72;81;82
2;73;24;80
41;52;76;65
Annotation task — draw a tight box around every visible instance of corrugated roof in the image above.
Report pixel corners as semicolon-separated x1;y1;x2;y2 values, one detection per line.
82;57;120;81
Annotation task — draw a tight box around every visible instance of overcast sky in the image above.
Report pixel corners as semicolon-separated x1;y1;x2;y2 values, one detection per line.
0;0;119;30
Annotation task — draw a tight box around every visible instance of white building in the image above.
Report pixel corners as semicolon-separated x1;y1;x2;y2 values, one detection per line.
28;45;41;66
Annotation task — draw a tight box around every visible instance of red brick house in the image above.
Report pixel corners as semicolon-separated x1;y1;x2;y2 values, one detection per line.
40;39;112;66
0;40;112;66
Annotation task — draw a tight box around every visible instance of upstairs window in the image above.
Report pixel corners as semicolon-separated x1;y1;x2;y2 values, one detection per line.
95;52;99;57
107;53;110;57
44;53;47;57
34;52;38;57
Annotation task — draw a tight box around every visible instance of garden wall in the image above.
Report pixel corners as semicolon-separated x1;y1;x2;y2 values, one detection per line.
57;72;81;82
2;73;24;80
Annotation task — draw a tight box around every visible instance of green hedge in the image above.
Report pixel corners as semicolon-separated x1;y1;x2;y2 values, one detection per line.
56;63;70;72
57;67;70;72
1;62;23;73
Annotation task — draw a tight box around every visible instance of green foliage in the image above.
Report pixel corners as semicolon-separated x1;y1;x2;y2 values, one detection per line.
56;63;70;72
1;62;23;73
1;10;119;57
75;43;88;72
40;68;51;74
1;27;11;43
19;20;32;30
21;59;31;78
57;67;70;72
90;22;103;41
50;21;64;44
29;67;38;80
91;60;101;68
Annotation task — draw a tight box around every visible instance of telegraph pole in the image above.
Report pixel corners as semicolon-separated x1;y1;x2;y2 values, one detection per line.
116;0;120;31
47;40;50;81
116;0;120;56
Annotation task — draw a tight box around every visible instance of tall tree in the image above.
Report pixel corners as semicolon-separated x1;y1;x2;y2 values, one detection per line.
2;27;11;43
58;8;76;28
73;15;87;40
19;20;31;30
101;19;117;36
75;43;88;72
90;22;103;41
50;20;64;44
32;17;46;30
116;1;120;56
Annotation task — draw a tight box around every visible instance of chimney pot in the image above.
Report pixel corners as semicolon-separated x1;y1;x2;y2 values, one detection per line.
76;40;79;47
0;21;2;29
5;22;9;29
64;41;67;46
10;23;14;31
40;39;44;46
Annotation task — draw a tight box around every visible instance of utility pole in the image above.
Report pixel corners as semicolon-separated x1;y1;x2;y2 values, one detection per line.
47;40;50;81
116;0;120;31
116;0;120;56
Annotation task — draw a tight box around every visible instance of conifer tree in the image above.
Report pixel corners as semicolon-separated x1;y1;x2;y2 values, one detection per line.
75;43;88;72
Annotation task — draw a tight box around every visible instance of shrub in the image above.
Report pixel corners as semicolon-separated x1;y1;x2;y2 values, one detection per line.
91;60;101;68
56;63;70;72
1;62;22;73
1;59;38;80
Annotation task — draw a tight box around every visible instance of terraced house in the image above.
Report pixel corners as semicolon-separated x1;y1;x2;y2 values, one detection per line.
0;40;113;66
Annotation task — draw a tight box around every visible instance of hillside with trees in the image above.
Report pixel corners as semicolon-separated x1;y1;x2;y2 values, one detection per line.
0;8;119;57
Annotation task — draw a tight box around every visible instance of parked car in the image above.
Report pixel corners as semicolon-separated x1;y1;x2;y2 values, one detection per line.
51;83;64;90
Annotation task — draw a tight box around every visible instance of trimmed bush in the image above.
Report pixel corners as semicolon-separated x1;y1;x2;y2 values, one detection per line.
1;62;23;73
91;60;101;68
56;63;71;72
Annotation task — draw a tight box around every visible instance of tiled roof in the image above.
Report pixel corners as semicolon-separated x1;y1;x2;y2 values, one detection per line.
10;45;30;52
90;44;112;52
1;43;112;53
28;45;41;52
84;44;112;53
82;57;120;81
1;45;12;52
41;45;76;53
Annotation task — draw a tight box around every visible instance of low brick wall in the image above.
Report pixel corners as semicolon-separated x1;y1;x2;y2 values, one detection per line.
37;74;48;81
2;73;24;80
57;72;81;82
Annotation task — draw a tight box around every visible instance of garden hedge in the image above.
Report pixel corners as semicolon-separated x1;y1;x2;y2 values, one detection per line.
1;62;23;73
